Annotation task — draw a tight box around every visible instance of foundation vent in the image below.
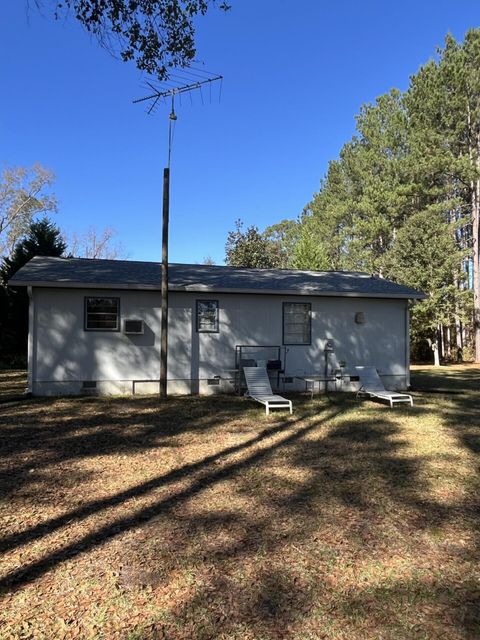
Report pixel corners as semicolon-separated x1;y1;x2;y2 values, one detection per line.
81;380;98;394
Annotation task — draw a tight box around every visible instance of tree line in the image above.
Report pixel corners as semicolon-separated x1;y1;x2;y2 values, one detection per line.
226;30;480;364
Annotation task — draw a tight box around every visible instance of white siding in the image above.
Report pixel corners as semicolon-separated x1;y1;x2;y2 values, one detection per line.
33;288;161;395
31;287;409;395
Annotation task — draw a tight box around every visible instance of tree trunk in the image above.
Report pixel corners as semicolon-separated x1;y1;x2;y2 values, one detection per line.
454;273;464;356
433;336;441;367
446;325;452;360
437;324;444;364
455;317;463;360
469;114;480;362
473;168;480;362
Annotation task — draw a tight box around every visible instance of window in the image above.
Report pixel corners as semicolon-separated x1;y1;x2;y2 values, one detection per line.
85;297;120;331
283;302;311;345
196;300;219;332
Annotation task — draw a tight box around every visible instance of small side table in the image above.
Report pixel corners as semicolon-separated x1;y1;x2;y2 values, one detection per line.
295;375;338;399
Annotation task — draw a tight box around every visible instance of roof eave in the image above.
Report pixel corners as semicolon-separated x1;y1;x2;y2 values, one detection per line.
176;285;426;299
7;279;426;299
8;280;153;291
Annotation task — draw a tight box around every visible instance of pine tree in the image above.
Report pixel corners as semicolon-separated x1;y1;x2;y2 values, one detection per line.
384;208;471;362
292;31;480;361
0;217;66;364
262;219;299;268
406;31;480;361
302;90;412;274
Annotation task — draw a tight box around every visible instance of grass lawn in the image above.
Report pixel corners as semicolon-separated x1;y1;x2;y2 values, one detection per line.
0;366;479;639
0;370;27;398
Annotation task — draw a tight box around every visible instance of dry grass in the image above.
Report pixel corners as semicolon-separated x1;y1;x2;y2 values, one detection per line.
0;370;27;398
0;365;479;639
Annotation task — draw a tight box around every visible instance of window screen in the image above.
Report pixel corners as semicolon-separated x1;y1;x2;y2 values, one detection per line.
283;302;311;345
196;300;219;333
85;297;120;331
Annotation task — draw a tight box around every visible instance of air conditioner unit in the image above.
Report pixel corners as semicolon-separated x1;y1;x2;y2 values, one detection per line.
124;319;144;335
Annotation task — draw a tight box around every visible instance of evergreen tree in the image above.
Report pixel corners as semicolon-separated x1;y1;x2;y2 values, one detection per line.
291;31;480;361
406;30;480;360
0;217;66;364
384;208;471;360
262;219;300;268
294;160;353;271
225;219;284;268
303;90;412;274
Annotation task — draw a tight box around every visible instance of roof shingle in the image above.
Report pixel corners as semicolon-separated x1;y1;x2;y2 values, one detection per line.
8;256;425;299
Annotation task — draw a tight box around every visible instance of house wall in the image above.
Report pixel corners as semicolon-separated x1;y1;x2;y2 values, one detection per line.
31;288;161;395
30;287;409;395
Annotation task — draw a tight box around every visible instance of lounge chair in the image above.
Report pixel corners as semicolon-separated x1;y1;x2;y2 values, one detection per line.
355;366;413;408
243;367;293;415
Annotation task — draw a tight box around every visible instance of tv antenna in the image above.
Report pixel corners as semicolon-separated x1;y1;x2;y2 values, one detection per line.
133;71;223;399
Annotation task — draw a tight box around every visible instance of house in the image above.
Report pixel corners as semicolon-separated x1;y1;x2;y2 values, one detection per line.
9;256;425;396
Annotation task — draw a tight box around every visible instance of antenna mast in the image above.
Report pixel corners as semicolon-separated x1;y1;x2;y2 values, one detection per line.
134;72;223;399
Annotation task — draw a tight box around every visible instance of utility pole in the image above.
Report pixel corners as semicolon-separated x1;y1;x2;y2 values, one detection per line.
134;74;223;398
160;165;170;398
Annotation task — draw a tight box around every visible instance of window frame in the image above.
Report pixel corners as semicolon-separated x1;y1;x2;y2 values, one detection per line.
84;296;121;332
282;301;311;346
196;299;219;333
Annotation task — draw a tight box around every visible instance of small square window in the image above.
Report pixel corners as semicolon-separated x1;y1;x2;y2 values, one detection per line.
196;300;219;333
85;297;120;331
283;302;311;345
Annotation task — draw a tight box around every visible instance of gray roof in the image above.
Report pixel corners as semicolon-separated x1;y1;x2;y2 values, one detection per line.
8;256;425;299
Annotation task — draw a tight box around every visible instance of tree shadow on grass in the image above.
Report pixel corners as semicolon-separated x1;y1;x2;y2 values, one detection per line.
2;389;480;638
0;401;346;591
125;398;480;640
116;402;480;639
443;391;480;457
328;577;480;639
411;366;480;394
0;394;264;498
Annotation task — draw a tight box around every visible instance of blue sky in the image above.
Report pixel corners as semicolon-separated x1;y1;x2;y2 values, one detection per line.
1;1;480;264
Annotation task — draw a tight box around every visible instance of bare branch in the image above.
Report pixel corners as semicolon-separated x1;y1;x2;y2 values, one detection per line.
65;226;128;260
0;164;57;256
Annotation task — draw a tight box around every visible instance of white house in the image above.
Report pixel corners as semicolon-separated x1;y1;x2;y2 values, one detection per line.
9;256;425;396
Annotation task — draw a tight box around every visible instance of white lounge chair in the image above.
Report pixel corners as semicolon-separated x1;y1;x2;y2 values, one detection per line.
243;367;293;415
355;366;413;408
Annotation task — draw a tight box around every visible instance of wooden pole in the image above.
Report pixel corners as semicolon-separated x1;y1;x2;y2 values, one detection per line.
160;167;170;398
133;78;223;393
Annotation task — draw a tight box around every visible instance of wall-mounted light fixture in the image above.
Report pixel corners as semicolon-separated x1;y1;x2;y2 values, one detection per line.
355;312;365;324
324;338;335;352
